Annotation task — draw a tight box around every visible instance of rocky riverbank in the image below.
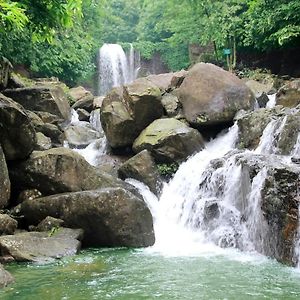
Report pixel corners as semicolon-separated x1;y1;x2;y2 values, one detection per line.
0;58;299;287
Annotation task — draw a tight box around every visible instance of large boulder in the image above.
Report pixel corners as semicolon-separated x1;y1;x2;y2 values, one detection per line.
0;228;83;263
0;94;36;160
276;79;300;108
101;78;163;148
178;63;255;127
118;150;162;195
69;86;94;111
20;188;155;247
3;86;71;120
0;146;10;208
0;264;14;288
9;147;138;196
133;118;204;163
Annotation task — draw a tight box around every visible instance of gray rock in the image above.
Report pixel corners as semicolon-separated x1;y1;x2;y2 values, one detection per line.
36;216;64;232
0;214;17;235
101;78;164;148
0;146;10;208
133;118;205;163
118;150;162;195
178;63;255;127
0;228;83;262
0;94;36;160
34;132;52;151
3;86;71;120
0;57;12;90
276;79;300;108
34;111;62;125
20;188;155;247
0;264;14;288
63;125;99;148
35;123;63;145
76;108;90;121
161;93;180;117
9;147;139;196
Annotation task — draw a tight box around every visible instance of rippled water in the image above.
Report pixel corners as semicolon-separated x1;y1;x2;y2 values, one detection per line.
1;248;300;300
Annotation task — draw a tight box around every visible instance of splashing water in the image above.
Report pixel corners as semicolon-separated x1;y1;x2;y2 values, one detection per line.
266;93;276;108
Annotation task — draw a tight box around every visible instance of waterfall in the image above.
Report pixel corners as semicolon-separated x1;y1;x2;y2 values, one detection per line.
97;43;140;96
129;117;299;263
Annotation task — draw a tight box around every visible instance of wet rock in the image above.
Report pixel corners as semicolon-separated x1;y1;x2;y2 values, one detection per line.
133;118;204;163
36;216;64;232
76;108;90;121
291;157;300;164
25;110;44;127
9;147;139;196
0;228;83;263
0;94;36;160
3;86;71;120
63;125;99;148
236;107;277;149
276;79;300;108
101;78;163;148
118;150;162;195
235;153;300;265
20;188;155;247
93;96;105;109
34;132;52;151
245;79;273;107
0;264;14;288
0;214;17;235
178;63;255;127
0;146;10;208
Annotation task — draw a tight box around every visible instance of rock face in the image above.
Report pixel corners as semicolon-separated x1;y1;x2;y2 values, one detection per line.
101;78;163;148
3;86;71;120
0;146;10;208
0;94;36;160
20;188;155;247
34;132;52;151
178;63;255;127
0;228;83;263
276;79;300;108
236;153;300;265
237;106;300;154
0;215;17;235
9;147;138;196
0;264;14;288
133;118;204;163
118;150;162;195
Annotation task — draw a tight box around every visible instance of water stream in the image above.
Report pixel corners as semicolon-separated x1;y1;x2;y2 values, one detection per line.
1;94;300;298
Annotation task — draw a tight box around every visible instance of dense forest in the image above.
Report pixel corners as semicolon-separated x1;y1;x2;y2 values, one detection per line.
1;0;299;85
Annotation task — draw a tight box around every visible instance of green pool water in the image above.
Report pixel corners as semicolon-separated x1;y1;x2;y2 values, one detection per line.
1;248;300;300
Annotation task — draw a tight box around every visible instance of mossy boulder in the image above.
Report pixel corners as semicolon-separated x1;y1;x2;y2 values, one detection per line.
133;118;204;163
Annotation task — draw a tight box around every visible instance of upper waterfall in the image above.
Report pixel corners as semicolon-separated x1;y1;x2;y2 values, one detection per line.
97;43;140;96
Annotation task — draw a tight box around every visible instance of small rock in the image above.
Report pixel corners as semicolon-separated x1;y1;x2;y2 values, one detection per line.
0;214;18;235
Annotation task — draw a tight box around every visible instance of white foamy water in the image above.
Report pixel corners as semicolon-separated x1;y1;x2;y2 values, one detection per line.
98;43;140;96
127;118;299;266
266;93;276;108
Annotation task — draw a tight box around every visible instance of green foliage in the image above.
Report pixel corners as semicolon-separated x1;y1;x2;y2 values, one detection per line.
157;163;179;178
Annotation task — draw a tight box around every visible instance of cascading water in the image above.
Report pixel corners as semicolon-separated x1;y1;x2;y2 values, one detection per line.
98;43;140;96
130;116;300;263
